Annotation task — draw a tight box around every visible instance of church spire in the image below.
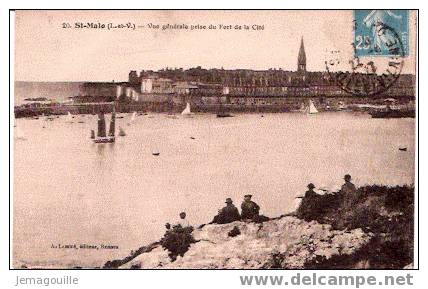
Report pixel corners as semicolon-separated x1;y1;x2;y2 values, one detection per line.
298;37;306;73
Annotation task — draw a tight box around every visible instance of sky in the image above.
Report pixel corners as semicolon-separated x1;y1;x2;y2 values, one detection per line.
14;10;417;82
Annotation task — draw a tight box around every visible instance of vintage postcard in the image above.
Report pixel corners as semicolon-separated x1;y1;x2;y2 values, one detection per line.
12;10;417;269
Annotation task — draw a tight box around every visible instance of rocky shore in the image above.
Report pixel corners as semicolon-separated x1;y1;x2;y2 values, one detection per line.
103;185;414;269
14;97;416;119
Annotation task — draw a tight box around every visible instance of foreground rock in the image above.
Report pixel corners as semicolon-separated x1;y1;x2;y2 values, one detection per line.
117;217;371;269
105;184;413;269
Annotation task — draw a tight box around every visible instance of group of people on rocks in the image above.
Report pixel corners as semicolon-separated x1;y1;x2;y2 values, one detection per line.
166;174;358;230
296;174;358;220
211;194;268;224
160;174;359;260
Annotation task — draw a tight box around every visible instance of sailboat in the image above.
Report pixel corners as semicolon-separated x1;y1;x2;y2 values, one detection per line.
66;112;73;123
338;101;346;110
93;107;116;143
181;102;193;117
127;111;137;125
306;99;318;114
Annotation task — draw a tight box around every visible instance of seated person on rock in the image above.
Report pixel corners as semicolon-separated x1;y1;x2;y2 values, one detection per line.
211;198;241;224
296;183;321;220
241;194;261;221
173;212;193;231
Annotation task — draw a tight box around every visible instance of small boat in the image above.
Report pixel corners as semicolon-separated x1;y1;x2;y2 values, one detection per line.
119;127;126;136
90;130;95;139
166;114;179;119
181;102;193;116
216;112;233;118
93;106;116;143
190;136;196;140
152;150;160;156
399;147;408;151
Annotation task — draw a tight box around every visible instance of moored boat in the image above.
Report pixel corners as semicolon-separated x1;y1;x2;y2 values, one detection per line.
119;127;126;136
369;109;415;119
216;112;233;118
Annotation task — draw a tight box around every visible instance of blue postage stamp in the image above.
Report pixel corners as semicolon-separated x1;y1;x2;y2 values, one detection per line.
354;10;409;57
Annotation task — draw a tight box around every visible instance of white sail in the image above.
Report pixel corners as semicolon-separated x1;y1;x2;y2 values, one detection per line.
127;111;138;126
308;100;318;114
181;102;191;115
66;112;73;122
131;111;137;122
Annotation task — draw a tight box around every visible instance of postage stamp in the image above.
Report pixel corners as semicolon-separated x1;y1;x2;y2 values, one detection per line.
354;10;409;57
325;10;410;96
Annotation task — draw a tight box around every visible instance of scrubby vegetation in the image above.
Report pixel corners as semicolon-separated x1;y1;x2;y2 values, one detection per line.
297;185;414;269
161;226;196;261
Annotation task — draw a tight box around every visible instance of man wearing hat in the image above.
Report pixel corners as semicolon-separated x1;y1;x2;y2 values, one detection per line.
305;183;317;198
296;183;320;220
241;194;260;220
341;174;358;208
212;198;241;224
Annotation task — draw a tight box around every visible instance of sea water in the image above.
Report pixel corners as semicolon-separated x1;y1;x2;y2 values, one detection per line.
12;112;415;268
